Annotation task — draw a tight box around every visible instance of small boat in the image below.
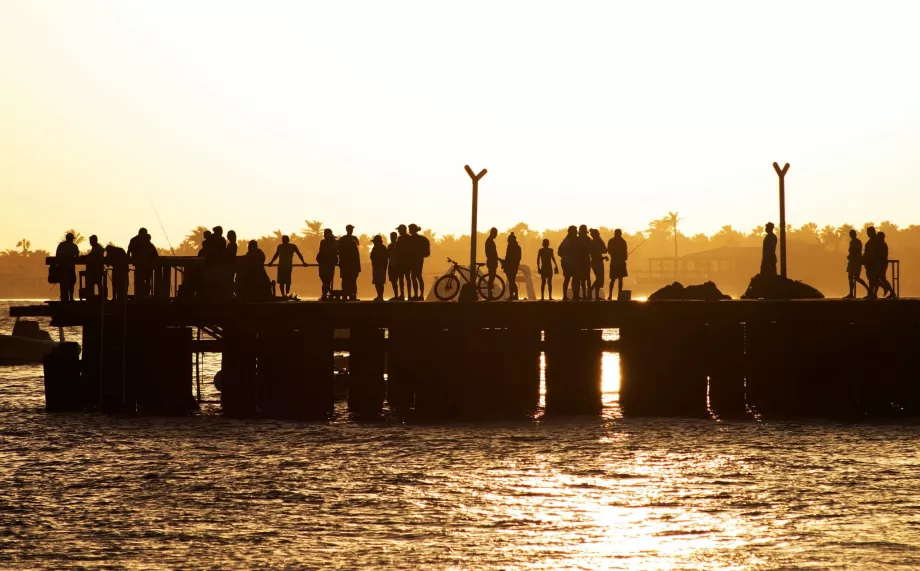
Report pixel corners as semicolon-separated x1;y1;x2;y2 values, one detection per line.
0;319;74;365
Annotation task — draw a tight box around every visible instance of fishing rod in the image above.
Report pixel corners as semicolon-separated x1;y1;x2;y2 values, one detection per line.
148;196;176;255
628;236;649;256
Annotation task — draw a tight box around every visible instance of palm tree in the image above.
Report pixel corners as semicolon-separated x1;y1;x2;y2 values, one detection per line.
301;220;324;238
15;239;30;254
61;229;85;245
819;225;838;251
183;226;210;250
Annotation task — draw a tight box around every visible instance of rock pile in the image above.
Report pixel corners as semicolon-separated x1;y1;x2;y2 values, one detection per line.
740;274;824;299
648;281;731;301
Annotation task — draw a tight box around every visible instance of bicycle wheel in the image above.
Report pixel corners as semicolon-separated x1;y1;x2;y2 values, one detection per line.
476;273;506;301
434;274;462;301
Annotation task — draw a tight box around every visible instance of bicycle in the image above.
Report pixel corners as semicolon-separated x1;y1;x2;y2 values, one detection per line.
433;258;506;301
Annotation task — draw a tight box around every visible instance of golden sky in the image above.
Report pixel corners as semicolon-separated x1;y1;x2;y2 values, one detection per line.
2;1;919;250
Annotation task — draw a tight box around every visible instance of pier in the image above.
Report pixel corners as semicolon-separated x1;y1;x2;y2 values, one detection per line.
13;296;920;420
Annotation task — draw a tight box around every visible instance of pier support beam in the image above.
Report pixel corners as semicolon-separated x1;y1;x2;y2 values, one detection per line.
221;326;257;417
620;316;707;417
706;321;747;419
347;327;386;417
544;328;602;415
386;326;431;416
256;327;334;419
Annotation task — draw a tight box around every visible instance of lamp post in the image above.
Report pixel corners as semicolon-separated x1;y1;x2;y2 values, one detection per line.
464;165;487;301
772;162;790;278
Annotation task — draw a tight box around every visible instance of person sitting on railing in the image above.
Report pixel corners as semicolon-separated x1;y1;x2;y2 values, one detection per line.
55;233;80;302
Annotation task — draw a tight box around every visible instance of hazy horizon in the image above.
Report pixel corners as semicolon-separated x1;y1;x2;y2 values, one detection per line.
3;2;920;251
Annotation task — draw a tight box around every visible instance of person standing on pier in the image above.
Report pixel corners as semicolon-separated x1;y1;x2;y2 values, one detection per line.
268;235;306;299
316;229;338;301
876;231;896;298
84;235;105;300
576;225;592;300
537;238;559;300
408;224;430;301
104;245;129;302
558;225;577;301
761;222;777;276
239;240;272;301
338;225;361;301
225;230;239;295
589;229;607;301
845;229;869;299
128;228;156;297
395;224;412;298
863;226;888;298
370;235;389;302
55;232;80;302
388;231;404;300
606;229;628;300
503;232;522;300
485;227;500;296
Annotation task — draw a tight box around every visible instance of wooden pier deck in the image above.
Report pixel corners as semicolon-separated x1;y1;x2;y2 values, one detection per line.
11;298;920;421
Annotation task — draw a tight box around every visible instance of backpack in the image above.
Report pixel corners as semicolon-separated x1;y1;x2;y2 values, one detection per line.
420;236;430;258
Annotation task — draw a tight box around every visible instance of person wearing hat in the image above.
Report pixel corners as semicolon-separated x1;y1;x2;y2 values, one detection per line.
338;225;361;301
55;232;80;302
408;224;430;301
316;229;338;300
761;222;777;276
370;235;389;301
395;224;412;299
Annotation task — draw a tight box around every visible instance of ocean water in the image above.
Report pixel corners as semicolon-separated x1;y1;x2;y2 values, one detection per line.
1;301;920;569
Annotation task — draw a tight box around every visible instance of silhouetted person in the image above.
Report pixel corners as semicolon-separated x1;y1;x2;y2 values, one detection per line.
576;225;592;300
316;229;337;301
395;224;412;298
128;228;156;297
845;229;869;299
197;230;212;257
606;229;628;300
207;226;227;264
225;230;239;296
104;245;129;302
338;225;361;301
238;240;272;301
558;225;578;301
370;235;388;301
55;233;79;302
268;235;306;298
84;235;105;300
484;227;499;297
589;228;607;301
761;222;777;276
537;239;558;300
503;232;522;300
387;231;403;300
408;224;430;301
876;231;895;298
863;226;883;299
226;230;238;260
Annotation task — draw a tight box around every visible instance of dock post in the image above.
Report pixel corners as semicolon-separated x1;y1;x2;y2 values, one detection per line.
135;326;196;414
620;306;707;417
544;328;602;415
221;325;258;417
347;326;386;417
257;326;335;419
706;321;747;419
386;326;430;416
42;342;83;411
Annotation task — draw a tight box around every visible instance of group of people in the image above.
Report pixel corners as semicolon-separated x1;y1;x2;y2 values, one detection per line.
487;225;628;301
846;226;896;299
52;230;158;302
760;222;896;299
